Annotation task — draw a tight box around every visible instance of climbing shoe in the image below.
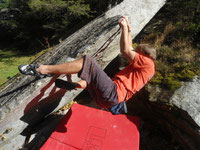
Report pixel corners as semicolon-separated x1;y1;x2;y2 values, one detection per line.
18;64;47;78
55;79;79;90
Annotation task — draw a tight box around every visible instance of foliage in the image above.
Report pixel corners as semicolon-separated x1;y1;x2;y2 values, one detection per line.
67;0;91;17
0;49;31;85
28;0;66;12
140;0;200;91
150;45;200;90
0;20;18;31
0;48;48;86
164;0;200;47
0;0;12;9
162;76;182;91
0;0;123;53
0;0;93;52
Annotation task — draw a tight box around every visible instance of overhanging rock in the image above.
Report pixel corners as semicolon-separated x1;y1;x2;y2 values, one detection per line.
0;0;166;149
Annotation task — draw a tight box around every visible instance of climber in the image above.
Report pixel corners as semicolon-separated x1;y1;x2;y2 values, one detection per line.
18;16;156;114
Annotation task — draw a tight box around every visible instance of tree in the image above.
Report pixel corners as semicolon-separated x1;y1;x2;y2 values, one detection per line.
0;0;93;52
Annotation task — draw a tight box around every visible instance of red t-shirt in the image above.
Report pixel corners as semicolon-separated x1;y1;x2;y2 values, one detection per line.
113;53;155;103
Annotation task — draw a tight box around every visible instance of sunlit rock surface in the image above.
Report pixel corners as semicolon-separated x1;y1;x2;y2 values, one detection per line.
171;76;200;127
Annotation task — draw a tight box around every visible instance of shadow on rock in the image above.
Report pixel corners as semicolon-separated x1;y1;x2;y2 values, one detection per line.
19;75;72;149
54;108;72;133
21;109;73;150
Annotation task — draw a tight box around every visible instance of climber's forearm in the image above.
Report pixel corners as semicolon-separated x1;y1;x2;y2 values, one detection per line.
127;26;133;48
120;26;130;55
119;17;136;62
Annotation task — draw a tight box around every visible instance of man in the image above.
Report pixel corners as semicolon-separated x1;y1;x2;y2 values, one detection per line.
18;16;156;114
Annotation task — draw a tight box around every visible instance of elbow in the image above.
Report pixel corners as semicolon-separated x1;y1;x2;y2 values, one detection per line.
120;49;126;55
120;47;130;54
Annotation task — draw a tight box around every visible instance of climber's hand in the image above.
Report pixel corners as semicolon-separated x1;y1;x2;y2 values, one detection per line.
118;17;127;28
122;16;130;27
119;16;130;30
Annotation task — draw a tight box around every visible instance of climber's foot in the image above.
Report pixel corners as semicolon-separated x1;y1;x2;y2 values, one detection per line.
18;64;49;78
55;79;79;90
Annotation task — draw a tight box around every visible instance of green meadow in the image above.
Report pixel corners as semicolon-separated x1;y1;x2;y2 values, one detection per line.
0;49;46;86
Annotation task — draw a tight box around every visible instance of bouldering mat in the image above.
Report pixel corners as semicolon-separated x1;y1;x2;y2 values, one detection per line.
40;103;140;150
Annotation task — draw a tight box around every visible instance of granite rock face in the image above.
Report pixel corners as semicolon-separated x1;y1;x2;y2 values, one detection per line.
169;77;200;150
171;76;200;127
128;76;200;150
0;0;166;149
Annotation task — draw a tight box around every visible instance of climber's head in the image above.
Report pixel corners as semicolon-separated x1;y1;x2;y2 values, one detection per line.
135;44;157;60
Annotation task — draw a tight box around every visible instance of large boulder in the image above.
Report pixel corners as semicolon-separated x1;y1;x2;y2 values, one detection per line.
143;76;200;150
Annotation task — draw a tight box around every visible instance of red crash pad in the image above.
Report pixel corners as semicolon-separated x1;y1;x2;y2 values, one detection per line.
40;103;140;150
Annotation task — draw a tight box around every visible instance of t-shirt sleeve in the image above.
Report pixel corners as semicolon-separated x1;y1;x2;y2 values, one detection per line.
133;53;154;70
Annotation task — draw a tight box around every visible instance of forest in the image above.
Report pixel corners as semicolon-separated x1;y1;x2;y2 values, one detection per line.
0;0;123;52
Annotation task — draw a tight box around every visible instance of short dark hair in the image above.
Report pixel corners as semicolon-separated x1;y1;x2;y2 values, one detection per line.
135;44;157;60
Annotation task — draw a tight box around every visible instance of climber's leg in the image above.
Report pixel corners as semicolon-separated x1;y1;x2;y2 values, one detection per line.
78;55;118;109
18;57;84;78
37;57;84;75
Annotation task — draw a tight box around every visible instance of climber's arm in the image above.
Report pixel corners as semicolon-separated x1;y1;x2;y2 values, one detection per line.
118;17;136;63
122;16;133;49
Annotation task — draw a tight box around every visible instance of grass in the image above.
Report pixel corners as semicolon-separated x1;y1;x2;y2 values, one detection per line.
0;49;48;86
149;44;200;91
138;12;200;91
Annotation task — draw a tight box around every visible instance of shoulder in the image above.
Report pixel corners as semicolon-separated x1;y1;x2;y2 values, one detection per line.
133;53;155;68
